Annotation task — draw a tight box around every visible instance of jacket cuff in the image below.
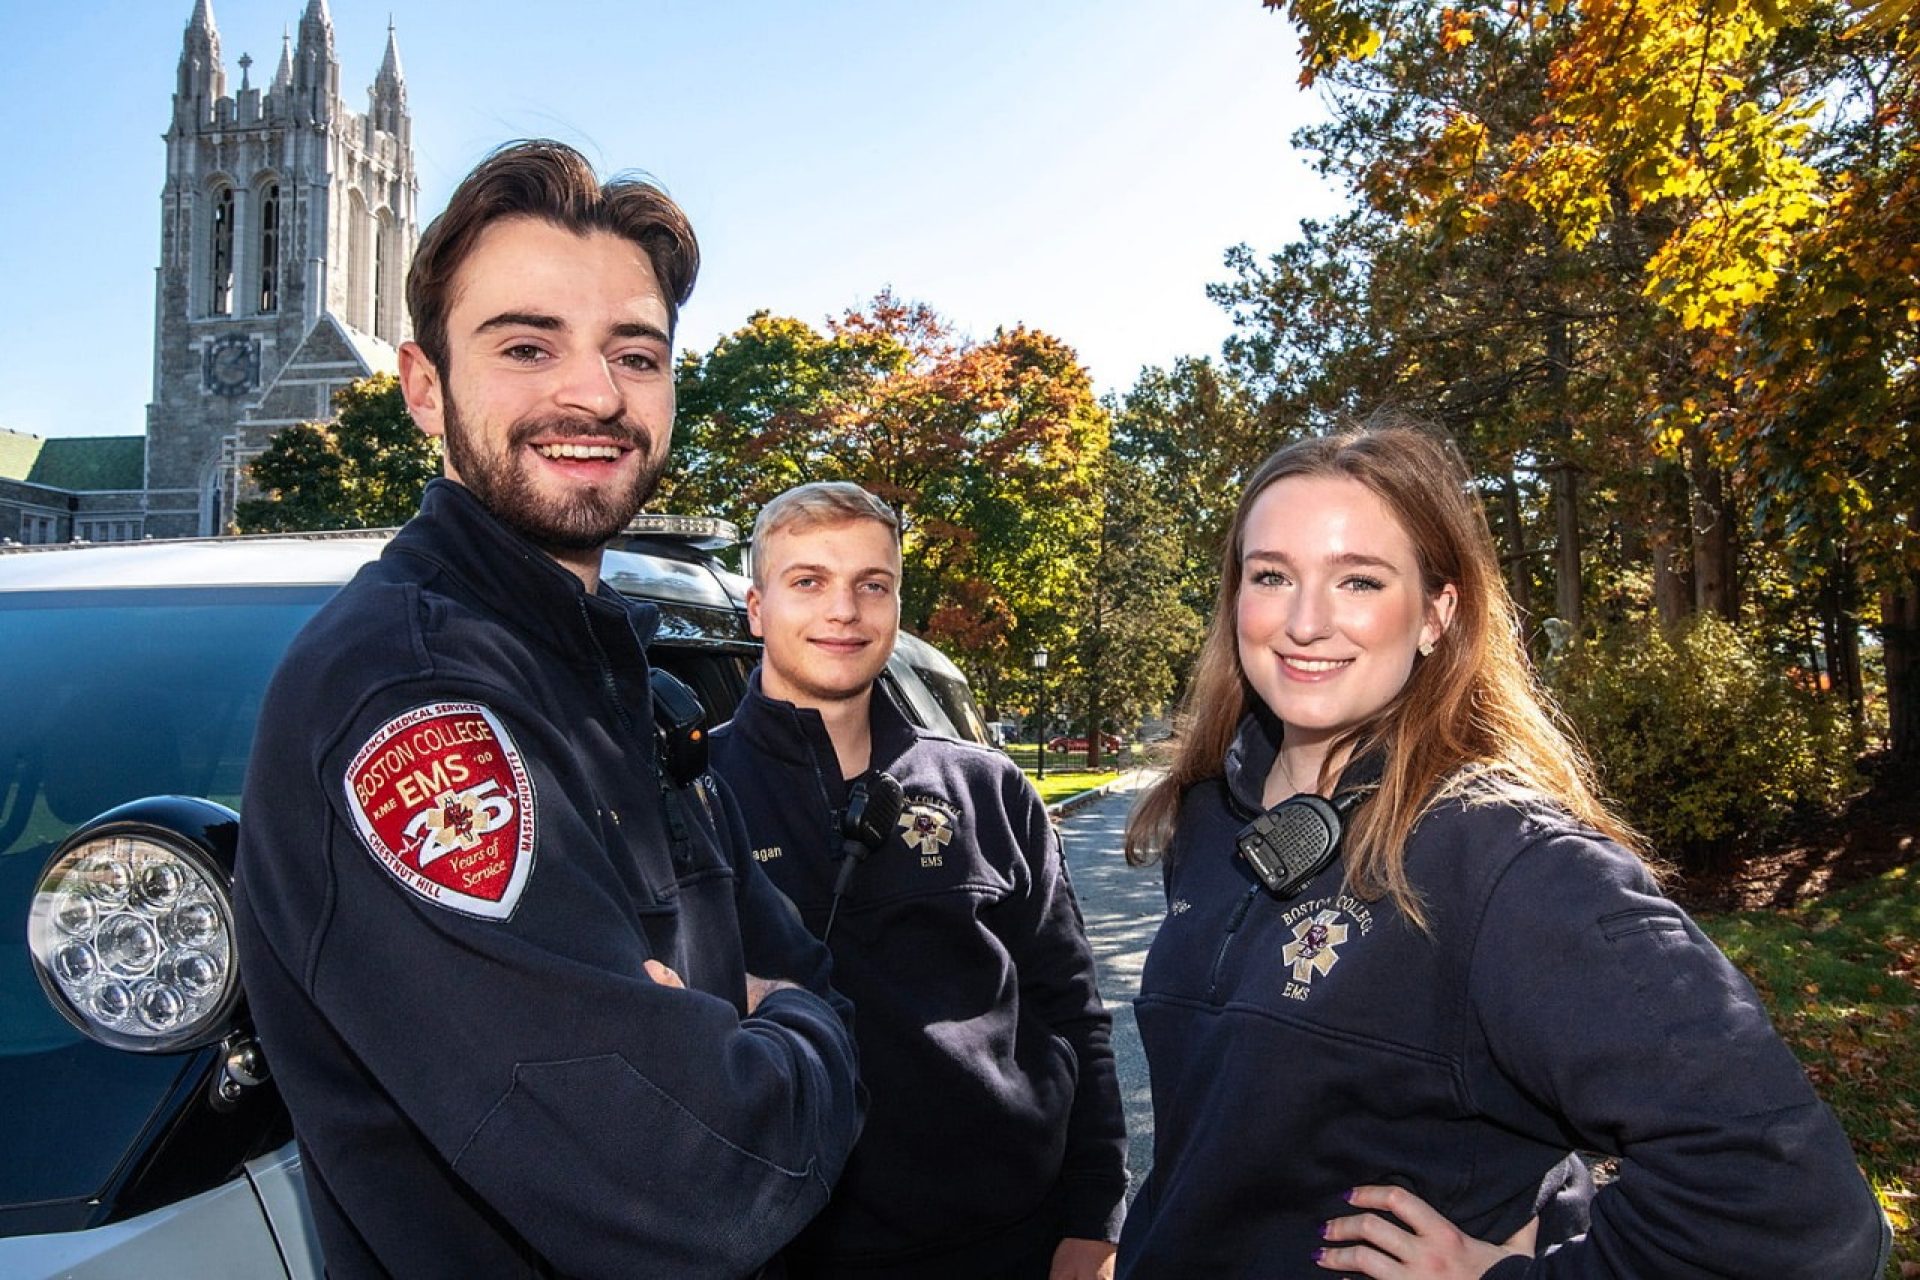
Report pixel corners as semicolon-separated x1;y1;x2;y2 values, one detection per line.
1061;1176;1128;1244
1479;1258;1532;1280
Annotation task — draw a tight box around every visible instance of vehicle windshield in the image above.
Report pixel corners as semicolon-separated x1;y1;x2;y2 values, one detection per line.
0;587;329;1210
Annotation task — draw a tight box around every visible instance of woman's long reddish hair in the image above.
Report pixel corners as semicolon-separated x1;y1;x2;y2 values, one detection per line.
1124;424;1641;924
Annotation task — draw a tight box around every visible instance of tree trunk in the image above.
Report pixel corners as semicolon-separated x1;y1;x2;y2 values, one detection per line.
1818;568;1866;742
1546;319;1582;632
1688;431;1736;621
1554;463;1582;632
1651;461;1693;627
1501;469;1532;630
1884;569;1920;761
1086;685;1105;770
1832;550;1866;740
981;669;1003;725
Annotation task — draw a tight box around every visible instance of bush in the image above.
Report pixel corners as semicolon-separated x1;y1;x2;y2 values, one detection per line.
1551;614;1858;872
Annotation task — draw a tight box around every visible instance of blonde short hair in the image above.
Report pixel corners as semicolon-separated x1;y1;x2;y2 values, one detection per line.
749;482;901;586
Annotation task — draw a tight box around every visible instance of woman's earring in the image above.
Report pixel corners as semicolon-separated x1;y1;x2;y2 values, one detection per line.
1419;640;1435;657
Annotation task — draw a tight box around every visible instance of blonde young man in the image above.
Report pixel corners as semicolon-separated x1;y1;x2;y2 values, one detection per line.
710;482;1127;1280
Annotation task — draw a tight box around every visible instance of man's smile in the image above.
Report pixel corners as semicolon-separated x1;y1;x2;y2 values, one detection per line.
531;441;628;461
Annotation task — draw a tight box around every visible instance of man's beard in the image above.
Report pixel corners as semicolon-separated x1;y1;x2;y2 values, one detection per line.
441;389;668;553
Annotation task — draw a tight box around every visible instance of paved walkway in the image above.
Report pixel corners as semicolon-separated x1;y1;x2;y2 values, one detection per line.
1054;769;1164;1201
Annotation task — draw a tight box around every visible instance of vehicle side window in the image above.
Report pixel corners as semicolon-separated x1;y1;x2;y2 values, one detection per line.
882;666;954;738
913;666;991;746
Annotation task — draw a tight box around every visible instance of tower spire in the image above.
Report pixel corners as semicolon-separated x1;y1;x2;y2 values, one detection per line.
378;18;404;85
175;0;225;114
273;27;293;92
294;0;339;115
297;0;336;63
370;16;409;140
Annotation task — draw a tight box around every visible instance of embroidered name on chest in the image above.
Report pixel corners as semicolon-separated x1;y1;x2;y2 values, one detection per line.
344;702;536;920
1275;894;1375;1003
896;794;960;867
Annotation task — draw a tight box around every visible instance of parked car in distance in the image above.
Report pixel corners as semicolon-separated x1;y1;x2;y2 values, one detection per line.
1045;733;1122;755
0;519;990;1277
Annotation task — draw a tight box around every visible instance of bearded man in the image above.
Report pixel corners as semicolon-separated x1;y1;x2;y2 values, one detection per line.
233;141;863;1280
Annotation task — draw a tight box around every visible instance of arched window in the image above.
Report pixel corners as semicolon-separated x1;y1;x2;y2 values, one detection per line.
210;185;235;316
257;183;281;313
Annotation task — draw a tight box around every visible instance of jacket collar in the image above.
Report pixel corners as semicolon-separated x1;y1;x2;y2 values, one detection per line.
1222;705;1388;815
384;478;660;660
727;666;919;778
1223;708;1283;815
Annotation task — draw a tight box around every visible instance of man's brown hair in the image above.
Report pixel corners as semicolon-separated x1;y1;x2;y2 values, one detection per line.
405;139;700;370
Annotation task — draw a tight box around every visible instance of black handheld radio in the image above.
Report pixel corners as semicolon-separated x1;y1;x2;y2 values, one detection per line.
1235;789;1371;898
823;771;906;941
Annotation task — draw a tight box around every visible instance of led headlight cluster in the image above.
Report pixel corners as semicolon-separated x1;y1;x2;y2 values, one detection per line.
29;830;239;1053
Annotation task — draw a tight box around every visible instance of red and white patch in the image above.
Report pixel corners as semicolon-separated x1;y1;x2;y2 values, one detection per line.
343;702;536;920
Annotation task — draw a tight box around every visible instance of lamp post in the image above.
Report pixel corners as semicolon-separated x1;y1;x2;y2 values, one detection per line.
1032;646;1049;782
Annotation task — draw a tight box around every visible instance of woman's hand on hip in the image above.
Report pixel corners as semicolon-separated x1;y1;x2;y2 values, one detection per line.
1315;1184;1534;1278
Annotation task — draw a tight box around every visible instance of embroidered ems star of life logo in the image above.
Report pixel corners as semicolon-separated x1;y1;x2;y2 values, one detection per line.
1281;908;1349;984
897;799;956;859
344;701;536;920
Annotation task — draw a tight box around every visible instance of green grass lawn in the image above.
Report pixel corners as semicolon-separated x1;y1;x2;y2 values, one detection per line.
1698;865;1919;1271
1028;770;1122;806
998;744;1125;805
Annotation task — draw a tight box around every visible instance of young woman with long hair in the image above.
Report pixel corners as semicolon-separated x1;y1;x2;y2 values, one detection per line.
1114;424;1887;1279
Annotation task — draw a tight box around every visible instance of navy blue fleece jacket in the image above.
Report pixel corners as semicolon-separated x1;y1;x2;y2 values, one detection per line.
234;481;863;1280
1118;710;1888;1279
710;671;1128;1272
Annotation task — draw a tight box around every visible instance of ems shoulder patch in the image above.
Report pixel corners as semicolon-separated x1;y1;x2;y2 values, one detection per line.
343;702;536;920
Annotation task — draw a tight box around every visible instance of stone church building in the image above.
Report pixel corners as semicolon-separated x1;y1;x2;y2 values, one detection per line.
1;0;420;542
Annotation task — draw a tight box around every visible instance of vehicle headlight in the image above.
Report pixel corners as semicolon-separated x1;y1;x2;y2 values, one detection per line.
28;799;243;1053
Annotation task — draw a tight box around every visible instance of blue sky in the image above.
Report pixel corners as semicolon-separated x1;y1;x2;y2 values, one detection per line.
0;0;1340;440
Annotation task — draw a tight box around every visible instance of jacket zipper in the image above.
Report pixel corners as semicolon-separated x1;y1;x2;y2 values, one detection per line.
580;599;637;735
580;598;691;860
1208;883;1263;1001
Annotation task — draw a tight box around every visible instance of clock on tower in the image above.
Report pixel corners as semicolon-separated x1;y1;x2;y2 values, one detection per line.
204;333;257;397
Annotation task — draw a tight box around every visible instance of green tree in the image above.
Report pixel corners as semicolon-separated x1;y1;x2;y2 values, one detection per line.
1700;7;1920;752
1258;0;1920;752
1112;357;1276;619
235;374;439;532
1267;0;1828;331
662;311;853;528
918;324;1107;704
1069;450;1203;767
1229;0;1746;640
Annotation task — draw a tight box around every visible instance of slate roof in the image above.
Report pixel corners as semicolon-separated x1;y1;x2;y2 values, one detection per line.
0;428;145;492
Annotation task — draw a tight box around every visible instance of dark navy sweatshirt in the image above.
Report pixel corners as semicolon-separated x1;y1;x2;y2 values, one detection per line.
711;671;1129;1274
234;481;864;1279
1118;710;1889;1279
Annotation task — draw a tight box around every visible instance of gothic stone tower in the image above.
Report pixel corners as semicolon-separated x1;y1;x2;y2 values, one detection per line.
145;0;418;537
